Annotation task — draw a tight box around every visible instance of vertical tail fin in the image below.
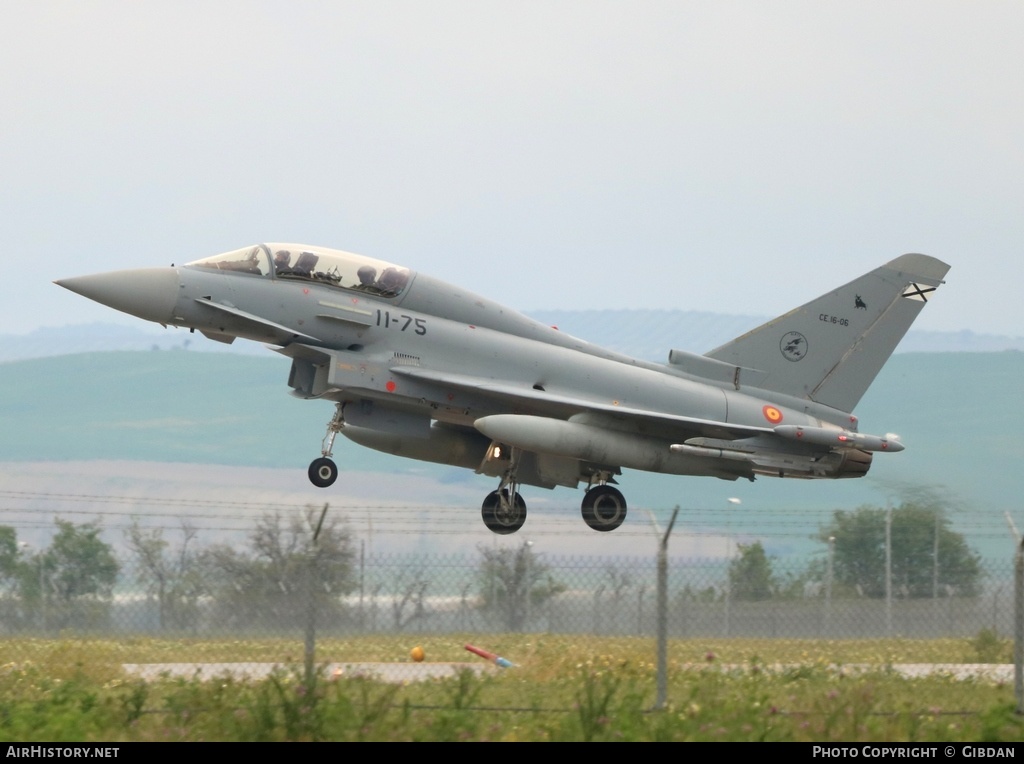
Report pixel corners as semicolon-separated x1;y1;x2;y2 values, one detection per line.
706;254;950;412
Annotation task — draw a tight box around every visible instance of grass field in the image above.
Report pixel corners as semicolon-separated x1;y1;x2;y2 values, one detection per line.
0;635;1021;741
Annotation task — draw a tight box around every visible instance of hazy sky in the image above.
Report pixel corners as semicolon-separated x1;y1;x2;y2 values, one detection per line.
4;2;1022;337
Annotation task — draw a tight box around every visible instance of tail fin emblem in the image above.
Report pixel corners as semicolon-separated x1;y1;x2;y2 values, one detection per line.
902;283;937;302
780;331;807;362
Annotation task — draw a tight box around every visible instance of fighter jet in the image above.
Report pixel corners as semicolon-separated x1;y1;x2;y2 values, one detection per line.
55;245;949;535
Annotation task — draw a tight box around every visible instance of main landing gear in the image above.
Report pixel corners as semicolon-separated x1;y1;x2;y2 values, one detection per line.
580;484;628;532
309;403;344;488
481;488;527;535
478;456;628;534
481;448;528;534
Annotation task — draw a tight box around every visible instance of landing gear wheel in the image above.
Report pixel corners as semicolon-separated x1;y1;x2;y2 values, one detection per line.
481;489;527;535
308;457;338;488
581;485;627;532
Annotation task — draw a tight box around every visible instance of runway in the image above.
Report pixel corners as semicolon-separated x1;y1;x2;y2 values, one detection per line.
121;662;1015;684
122;661;496;683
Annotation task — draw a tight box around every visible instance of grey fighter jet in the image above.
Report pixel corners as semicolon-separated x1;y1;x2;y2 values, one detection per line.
56;245;949;535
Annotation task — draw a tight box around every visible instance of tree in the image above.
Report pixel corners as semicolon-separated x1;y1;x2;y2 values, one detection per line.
43;519;120;629
477;542;564;631
0;526;18;581
388;565;430;631
819;501;981;598
202;507;355;630
728;541;775;601
0;526;25;629
125;519;204;632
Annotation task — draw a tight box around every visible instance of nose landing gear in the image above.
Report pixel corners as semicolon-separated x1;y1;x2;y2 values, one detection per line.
309;457;338;488
308;403;344;488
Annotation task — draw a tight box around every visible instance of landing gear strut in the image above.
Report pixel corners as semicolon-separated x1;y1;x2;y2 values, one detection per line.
481;446;527;534
309;403;344;488
581;484;628;532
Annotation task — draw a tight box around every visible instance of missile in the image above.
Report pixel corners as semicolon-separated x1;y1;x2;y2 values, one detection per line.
669;440;874;478
773;425;904;452
668;443;754;462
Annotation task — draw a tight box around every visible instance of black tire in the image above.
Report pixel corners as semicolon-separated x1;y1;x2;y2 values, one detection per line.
308;457;338;488
581;485;627;532
481;489;527;535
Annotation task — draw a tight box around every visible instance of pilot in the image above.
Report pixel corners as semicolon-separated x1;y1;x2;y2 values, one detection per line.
376;267;408;296
273;250;293;275
353;265;380;292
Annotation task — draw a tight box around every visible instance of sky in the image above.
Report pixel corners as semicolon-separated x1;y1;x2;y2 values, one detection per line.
4;2;1023;337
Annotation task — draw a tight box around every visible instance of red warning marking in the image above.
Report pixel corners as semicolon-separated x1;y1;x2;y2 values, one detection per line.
763;405;783;424
385;381;396;393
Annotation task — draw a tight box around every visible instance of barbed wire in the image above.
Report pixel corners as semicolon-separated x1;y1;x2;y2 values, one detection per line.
0;516;1017;543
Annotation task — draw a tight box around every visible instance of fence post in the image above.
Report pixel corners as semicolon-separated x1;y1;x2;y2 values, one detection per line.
824;536;835;637
637;584;646;636
885;505;893;637
653;507;679;711
305;549;316;683
1015;535;1023;715
305;504;329;685
932;512;940;634
359;540;365;632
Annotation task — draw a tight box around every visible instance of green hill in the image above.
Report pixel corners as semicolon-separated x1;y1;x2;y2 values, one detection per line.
0;351;374;470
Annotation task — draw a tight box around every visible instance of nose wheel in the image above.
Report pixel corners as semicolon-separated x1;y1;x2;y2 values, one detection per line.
581;484;627;531
308;402;344;488
481;488;527;535
309;457;338;488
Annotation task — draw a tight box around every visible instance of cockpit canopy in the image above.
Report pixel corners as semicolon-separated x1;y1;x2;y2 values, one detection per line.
185;243;412;298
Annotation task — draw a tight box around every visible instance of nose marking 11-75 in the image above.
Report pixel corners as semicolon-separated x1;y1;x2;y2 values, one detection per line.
376;310;427;335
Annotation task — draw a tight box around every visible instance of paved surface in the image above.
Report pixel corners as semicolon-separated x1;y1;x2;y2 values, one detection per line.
122;662;496;683
122;661;1015;684
883;663;1014;682
681;663;1016;683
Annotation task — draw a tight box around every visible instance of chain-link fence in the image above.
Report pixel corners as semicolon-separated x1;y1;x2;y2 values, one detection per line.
0;501;1020;698
2;555;1017;640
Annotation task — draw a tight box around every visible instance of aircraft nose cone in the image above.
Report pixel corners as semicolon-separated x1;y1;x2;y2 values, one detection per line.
55;267;180;324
